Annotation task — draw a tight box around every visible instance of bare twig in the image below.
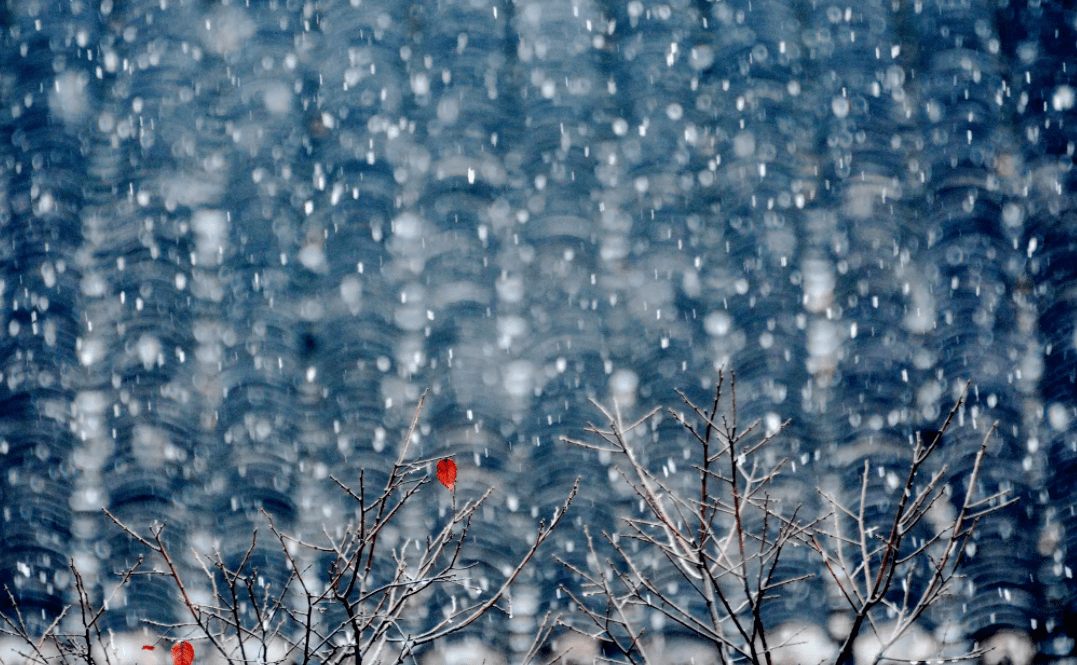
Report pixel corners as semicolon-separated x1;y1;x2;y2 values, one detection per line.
812;381;1011;665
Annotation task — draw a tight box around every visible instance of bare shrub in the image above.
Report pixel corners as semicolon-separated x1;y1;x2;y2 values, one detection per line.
559;371;1008;665
0;391;577;665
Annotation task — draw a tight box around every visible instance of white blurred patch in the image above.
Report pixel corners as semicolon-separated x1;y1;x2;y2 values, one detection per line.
843;179;901;219
801;257;834;313
391;211;425;244
1021;344;1043;384
806;319;839;375
434;280;488;309
600;234;630;261
631;278;674;323
437;97;460;124
854;622;937;665
298;243;327;273
262;81;293;115
411;71;430;96
704;310;732;336
395;336;426;376
609;368;639;409
733;131;756;158
202;6;256;55
981;631;1035;665
299;297;325;321
917;380;943;419
40;262;56;289
764;622;836;665
902;276;936;334
162;174;224;210
1002;201;1024;228
49;71;90;126
689;44;714;70
1052;85;1075;112
191;209;228;266
132;425;172;468
423;638;507;665
496;314;528;350
137;334;162;370
394;282;427;332
195;335;222;364
248;415;273;442
495;273;525;304
1048;402;1071;431
339;276;363;315
831;96;850;118
71;631;160;665
639;636;721;665
78;336;107;366
75;390;109;416
81;273;108;297
34;191;55;216
502;360;534;398
764;412;783;438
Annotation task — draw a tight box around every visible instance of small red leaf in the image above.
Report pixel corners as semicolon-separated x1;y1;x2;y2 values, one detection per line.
172;641;194;665
142;646;155;651
436;459;457;491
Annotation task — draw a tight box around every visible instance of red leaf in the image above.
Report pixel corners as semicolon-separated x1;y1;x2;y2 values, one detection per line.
142;647;155;651
172;642;194;665
436;459;457;491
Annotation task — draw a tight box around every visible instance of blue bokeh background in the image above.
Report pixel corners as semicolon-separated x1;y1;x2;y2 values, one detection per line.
2;0;1076;660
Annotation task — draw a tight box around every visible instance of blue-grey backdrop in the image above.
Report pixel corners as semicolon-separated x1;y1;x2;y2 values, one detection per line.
1;0;1075;659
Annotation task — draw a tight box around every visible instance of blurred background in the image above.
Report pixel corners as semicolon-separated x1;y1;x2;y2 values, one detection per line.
1;0;1075;661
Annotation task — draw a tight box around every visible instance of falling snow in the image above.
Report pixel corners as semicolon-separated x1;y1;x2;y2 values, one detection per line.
1;0;1076;661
